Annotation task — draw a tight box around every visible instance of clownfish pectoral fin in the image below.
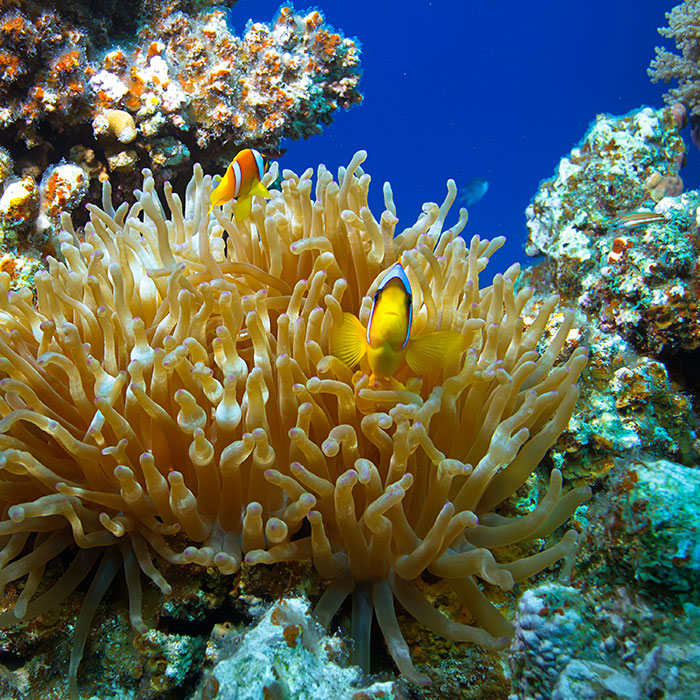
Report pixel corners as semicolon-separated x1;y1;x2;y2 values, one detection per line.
249;179;271;199
233;194;254;222
331;313;368;368
405;331;466;375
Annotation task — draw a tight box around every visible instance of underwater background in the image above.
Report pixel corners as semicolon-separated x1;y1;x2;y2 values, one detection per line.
0;0;699;699
236;0;699;269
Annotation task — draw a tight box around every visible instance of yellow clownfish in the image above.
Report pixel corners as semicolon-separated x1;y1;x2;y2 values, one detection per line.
208;148;271;221
331;263;466;381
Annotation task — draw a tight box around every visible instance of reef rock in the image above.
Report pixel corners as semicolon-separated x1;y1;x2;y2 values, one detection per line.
198;598;399;700
603;458;700;596
509;584;700;700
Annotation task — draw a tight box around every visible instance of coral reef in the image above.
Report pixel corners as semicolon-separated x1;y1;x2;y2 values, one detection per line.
136;627;207;696
521;105;700;478
516;102;700;699
545;325;698;479
0;152;589;697
525;106;685;272
579;189;700;356
0;145;84;294
37;161;89;232
0;1;361;157
590;458;700;598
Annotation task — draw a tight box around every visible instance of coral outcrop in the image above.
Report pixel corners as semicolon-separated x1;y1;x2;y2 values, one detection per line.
596;458;700;597
518;102;700;699
0;152;589;696
0;1;361;158
509;582;700;700
197;597;400;699
522;105;700;477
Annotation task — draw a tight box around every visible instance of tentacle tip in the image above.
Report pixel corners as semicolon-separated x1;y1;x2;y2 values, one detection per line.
495;636;511;650
8;505;24;522
410;673;431;687
244;551;266;566
498;572;515;591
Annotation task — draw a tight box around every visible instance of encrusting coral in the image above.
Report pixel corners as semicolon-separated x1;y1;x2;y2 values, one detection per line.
0;151;590;695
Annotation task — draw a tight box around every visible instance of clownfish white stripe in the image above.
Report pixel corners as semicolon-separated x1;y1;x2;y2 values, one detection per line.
253;149;265;180
232;160;243;197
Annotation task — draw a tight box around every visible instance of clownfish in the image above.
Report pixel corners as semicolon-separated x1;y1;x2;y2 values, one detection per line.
331;263;466;382
208;148;271;221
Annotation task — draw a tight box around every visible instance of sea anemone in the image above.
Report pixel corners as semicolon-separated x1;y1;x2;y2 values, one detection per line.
0;151;590;695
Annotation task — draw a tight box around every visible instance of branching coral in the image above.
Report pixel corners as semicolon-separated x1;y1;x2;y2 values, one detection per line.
648;1;700;118
0;152;590;695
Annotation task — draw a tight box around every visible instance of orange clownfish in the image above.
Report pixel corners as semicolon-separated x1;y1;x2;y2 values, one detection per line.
331;263;466;382
208;148;271;221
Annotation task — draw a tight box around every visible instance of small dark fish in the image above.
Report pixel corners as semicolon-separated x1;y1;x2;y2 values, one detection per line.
611;211;667;230
457;177;489;208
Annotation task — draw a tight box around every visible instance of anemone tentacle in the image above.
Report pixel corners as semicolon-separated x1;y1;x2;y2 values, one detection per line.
0;153;590;695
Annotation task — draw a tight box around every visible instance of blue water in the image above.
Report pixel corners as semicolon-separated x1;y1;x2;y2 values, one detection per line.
228;1;696;271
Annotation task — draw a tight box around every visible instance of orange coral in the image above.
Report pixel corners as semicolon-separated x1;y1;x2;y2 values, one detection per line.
0;51;21;81
42;169;85;217
1;13;26;40
0;255;16;279
54;50;81;73
103;49;128;73
314;29;342;57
